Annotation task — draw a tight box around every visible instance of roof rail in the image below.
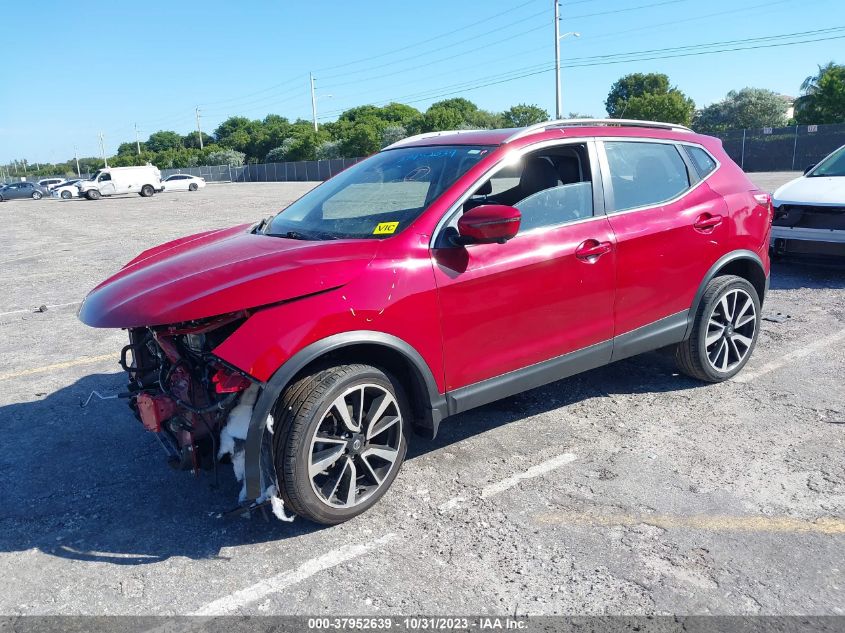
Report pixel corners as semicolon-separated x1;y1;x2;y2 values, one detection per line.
504;118;693;143
383;129;483;150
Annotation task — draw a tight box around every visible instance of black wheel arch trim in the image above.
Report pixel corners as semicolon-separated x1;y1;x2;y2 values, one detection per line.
684;249;767;340
243;330;445;500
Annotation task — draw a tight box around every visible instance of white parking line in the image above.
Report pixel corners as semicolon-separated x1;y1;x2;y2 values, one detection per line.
0;301;81;317
481;452;578;498
734;329;845;383
189;533;396;615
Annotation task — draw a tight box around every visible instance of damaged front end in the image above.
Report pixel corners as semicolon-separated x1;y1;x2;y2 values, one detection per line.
120;314;293;520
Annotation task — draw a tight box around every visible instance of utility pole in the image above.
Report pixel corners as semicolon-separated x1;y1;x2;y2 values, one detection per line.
554;1;580;120
135;124;142;155
98;132;108;168
195;107;204;149
74;146;81;177
554;0;561;119
310;72;318;132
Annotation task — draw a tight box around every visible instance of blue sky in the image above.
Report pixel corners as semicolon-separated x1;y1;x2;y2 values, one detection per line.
1;0;843;163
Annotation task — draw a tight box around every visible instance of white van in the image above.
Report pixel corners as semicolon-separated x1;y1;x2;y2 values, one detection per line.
77;165;162;200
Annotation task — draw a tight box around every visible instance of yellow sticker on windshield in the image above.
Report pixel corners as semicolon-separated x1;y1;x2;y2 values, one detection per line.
374;222;399;235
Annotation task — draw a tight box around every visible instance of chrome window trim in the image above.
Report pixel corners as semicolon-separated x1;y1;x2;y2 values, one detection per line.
430;138;603;248
596;137;722;216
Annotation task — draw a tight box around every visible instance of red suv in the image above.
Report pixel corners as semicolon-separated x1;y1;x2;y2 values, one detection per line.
80;119;773;524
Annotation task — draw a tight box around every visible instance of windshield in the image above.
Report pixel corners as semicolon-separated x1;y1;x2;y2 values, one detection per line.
265;145;492;240
809;145;845;177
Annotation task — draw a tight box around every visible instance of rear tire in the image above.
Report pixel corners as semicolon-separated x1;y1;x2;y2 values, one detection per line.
86;190;101;200
140;184;155;197
273;364;410;525
60;190;72;199
188;183;198;191
32;191;42;199
675;275;761;382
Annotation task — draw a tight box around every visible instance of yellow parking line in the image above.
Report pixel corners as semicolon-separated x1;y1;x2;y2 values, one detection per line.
535;512;845;534
0;353;116;381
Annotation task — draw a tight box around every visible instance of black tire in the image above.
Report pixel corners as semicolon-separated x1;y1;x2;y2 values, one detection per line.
675;275;761;382
86;189;101;200
140;184;155;197
188;182;198;191
32;191;42;200
60;190;72;199
273;363;410;525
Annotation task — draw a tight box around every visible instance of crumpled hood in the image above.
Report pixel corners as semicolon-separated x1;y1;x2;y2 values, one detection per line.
79;224;378;328
774;176;845;206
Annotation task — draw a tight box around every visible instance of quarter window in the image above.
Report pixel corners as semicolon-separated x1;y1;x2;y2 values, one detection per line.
684;145;717;178
604;141;690;212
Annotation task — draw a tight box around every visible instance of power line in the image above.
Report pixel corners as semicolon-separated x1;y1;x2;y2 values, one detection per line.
317;27;845;119
565;0;691;19
312;0;543;73
319;10;550;82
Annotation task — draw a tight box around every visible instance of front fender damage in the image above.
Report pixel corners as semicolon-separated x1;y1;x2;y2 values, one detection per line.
217;385;294;521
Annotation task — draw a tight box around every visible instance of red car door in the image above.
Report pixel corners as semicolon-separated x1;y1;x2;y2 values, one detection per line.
431;141;617;402
599;139;728;339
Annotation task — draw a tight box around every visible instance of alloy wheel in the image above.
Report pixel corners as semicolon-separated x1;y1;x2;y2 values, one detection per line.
308;383;402;509
705;288;757;373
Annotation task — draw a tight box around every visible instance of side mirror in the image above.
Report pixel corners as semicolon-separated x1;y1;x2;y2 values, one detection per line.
804;164;816;176
456;204;521;245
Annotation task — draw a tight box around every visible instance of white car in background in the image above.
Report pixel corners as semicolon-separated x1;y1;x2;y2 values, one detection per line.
772;144;845;258
51;179;83;199
38;178;65;189
161;174;206;192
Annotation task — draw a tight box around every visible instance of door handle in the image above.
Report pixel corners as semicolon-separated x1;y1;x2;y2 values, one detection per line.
575;239;612;261
693;213;723;231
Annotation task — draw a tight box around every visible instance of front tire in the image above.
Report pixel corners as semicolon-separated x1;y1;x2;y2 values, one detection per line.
60;190;72;199
675;275;761;382
188;182;198;191
140;184;155;197
86;190;101;200
32;191;42;200
273;364;410;525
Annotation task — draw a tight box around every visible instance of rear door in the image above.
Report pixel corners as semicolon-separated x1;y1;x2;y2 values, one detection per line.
598;138;728;338
432;140;617;394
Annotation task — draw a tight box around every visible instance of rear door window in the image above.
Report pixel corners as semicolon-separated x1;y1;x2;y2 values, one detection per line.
604;141;691;212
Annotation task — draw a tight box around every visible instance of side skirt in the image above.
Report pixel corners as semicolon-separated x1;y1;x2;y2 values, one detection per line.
444;310;689;416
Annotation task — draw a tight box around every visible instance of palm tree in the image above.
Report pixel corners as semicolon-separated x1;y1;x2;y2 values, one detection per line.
800;62;837;95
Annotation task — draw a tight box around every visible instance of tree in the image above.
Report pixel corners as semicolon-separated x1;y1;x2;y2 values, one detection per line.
605;73;695;126
146;130;184;152
501;104;549;127
206;149;245;166
794;62;845;124
412;98;493;133
694;88;789;133
316;140;342;160
380;125;407;148
182;131;214;149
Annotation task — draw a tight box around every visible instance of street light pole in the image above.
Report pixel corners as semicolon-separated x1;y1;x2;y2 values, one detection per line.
135;123;142;155
74;146;81;177
554;1;561;119
554;2;580;119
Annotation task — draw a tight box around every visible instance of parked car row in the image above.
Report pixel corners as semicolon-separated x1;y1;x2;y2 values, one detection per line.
1;167;206;202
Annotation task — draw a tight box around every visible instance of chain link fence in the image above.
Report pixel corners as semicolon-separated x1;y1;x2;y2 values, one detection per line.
716;122;845;172
159;158;364;183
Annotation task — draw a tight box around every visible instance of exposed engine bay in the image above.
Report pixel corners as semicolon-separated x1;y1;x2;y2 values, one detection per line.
120;315;293;520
